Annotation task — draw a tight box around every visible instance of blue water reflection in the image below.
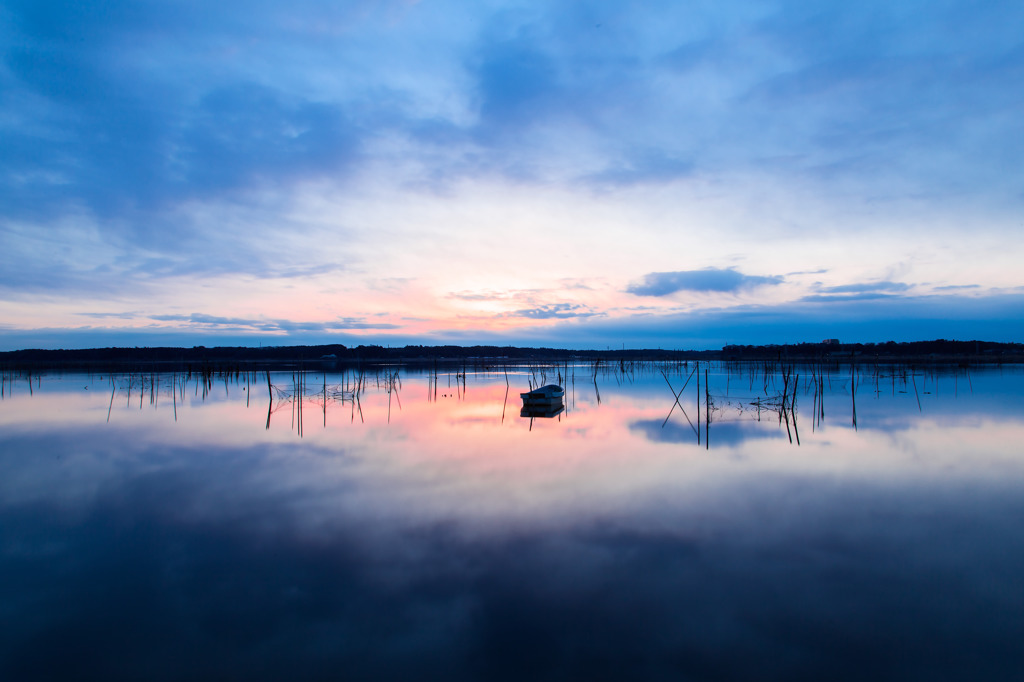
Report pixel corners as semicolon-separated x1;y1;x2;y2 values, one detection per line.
630;417;786;445
1;364;1023;680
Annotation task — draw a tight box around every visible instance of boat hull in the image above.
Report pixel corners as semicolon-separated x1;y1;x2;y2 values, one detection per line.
520;384;565;401
520;384;565;418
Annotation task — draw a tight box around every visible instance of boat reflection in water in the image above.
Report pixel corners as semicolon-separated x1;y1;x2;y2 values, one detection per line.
520;383;565;418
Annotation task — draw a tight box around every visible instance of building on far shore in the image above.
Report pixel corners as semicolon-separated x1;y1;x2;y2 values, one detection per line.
822;338;840;345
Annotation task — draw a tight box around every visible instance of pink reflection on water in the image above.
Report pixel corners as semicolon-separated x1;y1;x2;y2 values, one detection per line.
4;368;1024;529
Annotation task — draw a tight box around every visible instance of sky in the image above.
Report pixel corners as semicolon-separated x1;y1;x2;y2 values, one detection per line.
2;0;1023;351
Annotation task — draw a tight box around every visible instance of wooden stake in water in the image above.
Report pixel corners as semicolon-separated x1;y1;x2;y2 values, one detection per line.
705;367;710;450
912;373;922;412
107;382;116;423
851;364;857;430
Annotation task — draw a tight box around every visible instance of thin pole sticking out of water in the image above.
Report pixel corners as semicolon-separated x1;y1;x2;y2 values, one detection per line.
782;405;793;444
791;400;801;446
811;376;818;432
266;371;273;430
819;374;825;426
107;382;116;423
705;367;710;450
696;362;700;446
851;364;857;430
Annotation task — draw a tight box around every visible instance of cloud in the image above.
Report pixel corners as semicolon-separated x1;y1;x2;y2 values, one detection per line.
123;256;347;281
147;313;398;333
797;280;913;303
4;290;1024;352
0;2;368;225
176;84;358;195
74;312;141;320
448;290;513;302
627;268;784;297
4;0;1024;217
630;419;784;446
313;319;402;331
507;303;600;320
2;1;1023;350
473;31;562;132
799;293;899;303
819;281;910;294
471;292;1024;350
934;284;981;291
557;279;595;291
4;0;1023;223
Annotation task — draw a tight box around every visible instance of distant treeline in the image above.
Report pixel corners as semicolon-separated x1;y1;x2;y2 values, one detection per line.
0;339;1021;371
0;344;704;372
721;339;1023;363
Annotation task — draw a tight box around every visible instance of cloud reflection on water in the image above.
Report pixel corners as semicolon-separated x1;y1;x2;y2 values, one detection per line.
2;466;1023;681
1;366;1024;680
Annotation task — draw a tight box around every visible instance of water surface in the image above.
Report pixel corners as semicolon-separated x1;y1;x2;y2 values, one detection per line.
2;363;1023;681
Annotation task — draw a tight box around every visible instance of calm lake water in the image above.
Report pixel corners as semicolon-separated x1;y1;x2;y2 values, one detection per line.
2;362;1023;681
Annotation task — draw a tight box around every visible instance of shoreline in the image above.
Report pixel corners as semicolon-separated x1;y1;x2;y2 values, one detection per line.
1;339;1021;372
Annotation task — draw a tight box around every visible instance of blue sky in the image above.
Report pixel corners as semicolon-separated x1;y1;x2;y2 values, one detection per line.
2;0;1023;350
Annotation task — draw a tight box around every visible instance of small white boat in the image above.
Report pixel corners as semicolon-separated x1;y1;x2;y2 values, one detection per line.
520;384;565;407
